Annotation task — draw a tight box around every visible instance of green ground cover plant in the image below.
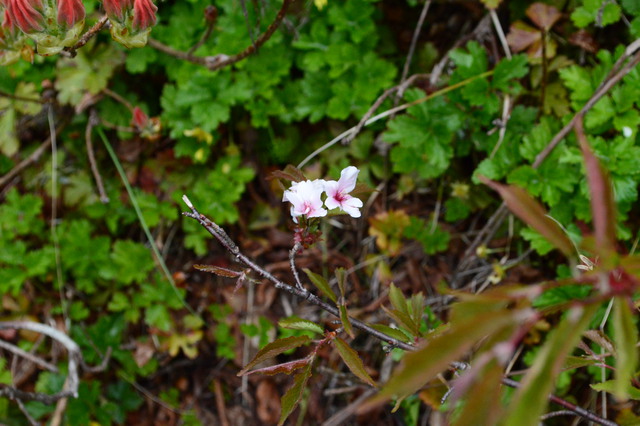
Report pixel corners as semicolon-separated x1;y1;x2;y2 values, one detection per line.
1;0;640;424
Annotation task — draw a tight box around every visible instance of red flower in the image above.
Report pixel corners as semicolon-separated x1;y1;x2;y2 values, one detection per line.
132;0;156;30
102;0;131;21
6;0;44;33
57;0;84;27
132;106;149;129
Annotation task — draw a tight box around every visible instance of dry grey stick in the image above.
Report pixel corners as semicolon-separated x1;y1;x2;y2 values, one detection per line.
0;321;81;404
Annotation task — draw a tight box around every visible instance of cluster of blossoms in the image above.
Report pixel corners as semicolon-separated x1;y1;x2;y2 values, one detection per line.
283;166;364;223
0;0;157;63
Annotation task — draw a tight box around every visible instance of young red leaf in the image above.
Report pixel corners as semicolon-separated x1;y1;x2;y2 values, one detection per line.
238;335;311;376
279;360;314;426
361;308;534;410
503;304;598;426
268;165;306;183
334;337;377;388
194;264;242;278
241;357;311;377
479;176;575;256
526;2;561;31
574;117;616;259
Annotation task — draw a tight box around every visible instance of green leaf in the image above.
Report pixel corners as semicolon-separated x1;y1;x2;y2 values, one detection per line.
611;297;638;399
591;380;640;400
279;360;314;426
335;267;347;298
389;283;409;315
370;324;412;343
339;304;355;339
145;305;172;331
503;304;598;426
55;42;125;106
385;91;462;180
334;337;377;387
303;268;338;304
278;317;324;335
111;240;155;285
239;335;311;376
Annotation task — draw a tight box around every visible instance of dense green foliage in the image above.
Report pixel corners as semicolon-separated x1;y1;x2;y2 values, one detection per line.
2;0;640;424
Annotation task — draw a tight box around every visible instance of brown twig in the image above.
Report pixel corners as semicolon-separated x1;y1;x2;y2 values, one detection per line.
213;379;230;426
0;122;67;189
0;89;45;104
188;6;218;55
102;88;134;112
149;0;293;71
85;109;109;203
398;1;431;95
182;197;616;426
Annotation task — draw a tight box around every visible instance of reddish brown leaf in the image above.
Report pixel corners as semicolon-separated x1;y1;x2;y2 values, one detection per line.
574;117;616;259
238;335;311;376
507;21;540;53
268;165;306;183
194;264;242;278
243;357;312;376
526;2;561;31
479;176;575;257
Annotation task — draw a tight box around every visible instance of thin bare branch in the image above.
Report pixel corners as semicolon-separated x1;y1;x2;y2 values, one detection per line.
149;0;293;72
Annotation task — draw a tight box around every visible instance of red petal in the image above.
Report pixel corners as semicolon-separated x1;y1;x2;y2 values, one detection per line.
132;0;156;30
57;0;84;27
7;0;44;33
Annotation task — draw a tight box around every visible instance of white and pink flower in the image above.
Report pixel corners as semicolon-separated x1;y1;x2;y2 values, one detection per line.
323;166;363;218
283;179;327;222
282;166;363;221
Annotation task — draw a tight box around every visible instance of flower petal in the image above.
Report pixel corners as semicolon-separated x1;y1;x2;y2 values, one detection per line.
337;166;359;193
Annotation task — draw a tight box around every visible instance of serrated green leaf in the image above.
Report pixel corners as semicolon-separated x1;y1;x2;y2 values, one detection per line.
279;360;314;426
239;335;311;376
389;283;409;314
303;268;338;304
334;337;376;387
611;297;638;399
503;304;598;426
278;317;324;335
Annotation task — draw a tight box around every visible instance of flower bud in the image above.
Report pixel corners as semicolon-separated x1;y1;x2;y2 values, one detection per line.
103;0;158;48
6;0;85;55
0;4;31;65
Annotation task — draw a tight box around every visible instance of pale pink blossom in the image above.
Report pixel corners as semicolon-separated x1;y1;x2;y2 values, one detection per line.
283;180;327;222
323;166;363;218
